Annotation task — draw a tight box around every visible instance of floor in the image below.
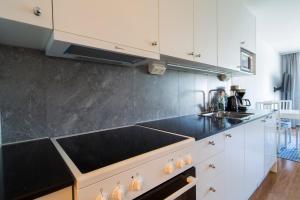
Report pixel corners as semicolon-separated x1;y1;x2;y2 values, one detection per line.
250;158;300;200
278;128;300;162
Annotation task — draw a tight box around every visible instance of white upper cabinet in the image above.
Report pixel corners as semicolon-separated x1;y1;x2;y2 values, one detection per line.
0;0;53;49
194;0;218;66
159;0;194;61
217;0;243;71
53;0;159;58
240;5;256;53
0;0;52;29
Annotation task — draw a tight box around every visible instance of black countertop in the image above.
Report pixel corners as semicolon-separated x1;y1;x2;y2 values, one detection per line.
0;138;74;200
138;110;272;141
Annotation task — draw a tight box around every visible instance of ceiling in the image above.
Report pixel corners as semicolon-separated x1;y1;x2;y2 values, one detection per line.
245;0;300;53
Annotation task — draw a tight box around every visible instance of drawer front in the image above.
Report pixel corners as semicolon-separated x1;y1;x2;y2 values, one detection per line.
195;133;225;163
197;173;225;200
196;152;225;186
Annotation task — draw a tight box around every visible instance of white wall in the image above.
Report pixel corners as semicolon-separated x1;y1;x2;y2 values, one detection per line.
232;32;281;108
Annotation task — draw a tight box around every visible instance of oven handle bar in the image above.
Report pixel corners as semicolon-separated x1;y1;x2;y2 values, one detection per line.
164;176;198;200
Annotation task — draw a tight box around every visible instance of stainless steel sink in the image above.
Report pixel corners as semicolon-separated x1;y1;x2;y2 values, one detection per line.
200;111;255;120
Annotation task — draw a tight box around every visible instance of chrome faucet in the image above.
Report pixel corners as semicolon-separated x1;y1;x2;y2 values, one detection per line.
196;90;206;112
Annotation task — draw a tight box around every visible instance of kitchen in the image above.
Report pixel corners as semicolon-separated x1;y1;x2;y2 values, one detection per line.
0;0;298;200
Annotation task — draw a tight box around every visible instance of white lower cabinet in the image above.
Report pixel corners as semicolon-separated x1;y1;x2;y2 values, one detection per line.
195;133;225;163
195;116;276;200
224;126;245;200
196;152;225;186
196;151;225;200
264;113;278;176
244;120;265;199
197;172;225;200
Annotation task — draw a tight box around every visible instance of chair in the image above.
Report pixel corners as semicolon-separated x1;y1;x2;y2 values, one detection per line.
256;101;279;110
256;100;293;151
279;100;293;143
279;100;293;149
279;100;292;111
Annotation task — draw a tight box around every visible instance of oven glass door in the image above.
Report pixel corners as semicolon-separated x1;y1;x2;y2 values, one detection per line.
134;167;196;200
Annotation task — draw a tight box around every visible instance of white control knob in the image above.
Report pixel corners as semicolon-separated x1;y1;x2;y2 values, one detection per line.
111;185;125;200
184;155;193;165
176;159;185;169
164;162;174;174
130;176;143;191
96;192;108;200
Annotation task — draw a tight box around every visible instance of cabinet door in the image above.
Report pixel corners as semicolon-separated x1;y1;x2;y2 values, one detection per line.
224;126;245;200
53;0;159;53
240;6;256;53
264;114;277;176
244;119;265;199
194;0;217;66
159;0;194;61
217;0;242;70
0;0;52;28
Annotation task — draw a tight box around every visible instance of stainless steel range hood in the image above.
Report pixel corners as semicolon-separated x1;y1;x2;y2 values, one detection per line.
46;31;150;66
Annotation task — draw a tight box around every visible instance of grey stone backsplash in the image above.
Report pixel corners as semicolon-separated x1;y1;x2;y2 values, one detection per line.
0;44;230;144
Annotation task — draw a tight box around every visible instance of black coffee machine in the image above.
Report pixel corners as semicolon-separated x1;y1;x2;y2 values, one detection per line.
226;86;251;112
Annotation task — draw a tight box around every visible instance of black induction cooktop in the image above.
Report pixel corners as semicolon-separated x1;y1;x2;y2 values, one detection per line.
138;115;243;141
56;126;188;174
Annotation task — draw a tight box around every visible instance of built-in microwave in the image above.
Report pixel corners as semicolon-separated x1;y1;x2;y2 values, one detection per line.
240;48;255;73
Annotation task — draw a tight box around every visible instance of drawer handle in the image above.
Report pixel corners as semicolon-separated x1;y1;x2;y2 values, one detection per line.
261;120;266;122
33;7;42;16
209;164;216;169
115;46;125;50
195;53;201;58
164;176;198;200
225;134;232;138
208;141;215;146
188;52;194;56
209;187;216;193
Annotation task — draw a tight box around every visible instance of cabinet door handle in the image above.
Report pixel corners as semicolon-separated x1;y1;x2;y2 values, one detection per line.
225;134;232;138
188;52;194;56
209;164;216;169
240;41;246;45
115;46;125;50
208;141;215;146
33;7;42;16
209;187;216;192
195;53;201;58
151;41;158;46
